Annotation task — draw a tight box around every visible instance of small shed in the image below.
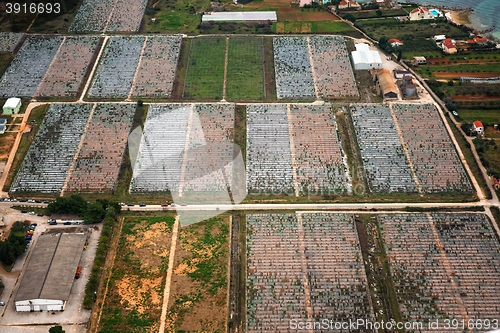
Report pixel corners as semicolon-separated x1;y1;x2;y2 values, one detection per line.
412;56;427;65
3;98;21;115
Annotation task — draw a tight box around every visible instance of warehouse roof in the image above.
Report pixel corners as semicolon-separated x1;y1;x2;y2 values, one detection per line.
351;44;382;66
201;11;277;22
15;232;86;303
3;97;21;109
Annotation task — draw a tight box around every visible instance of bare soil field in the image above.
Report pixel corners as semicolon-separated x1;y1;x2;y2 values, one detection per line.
277;9;337;21
165;216;229;332
451;94;500;101
0;132;16;160
97;216;175;332
433;72;500;79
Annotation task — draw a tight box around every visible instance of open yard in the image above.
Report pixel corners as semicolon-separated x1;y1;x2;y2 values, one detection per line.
183;36;226;100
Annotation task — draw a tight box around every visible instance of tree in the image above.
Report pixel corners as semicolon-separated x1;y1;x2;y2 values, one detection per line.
82;202;105;224
376;9;382;17
49;326;65;333
345;14;357;23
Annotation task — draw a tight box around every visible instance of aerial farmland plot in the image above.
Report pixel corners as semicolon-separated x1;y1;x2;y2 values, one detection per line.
246;213;374;332
309;36;358;98
288;104;351;195
130;35;182;98
0;36;62;98
10;103;92;193
350;104;417;193
129;104;191;194
392;103;472;193
97;216;175;332
166;216;229;331
246;104;294;195
0;32;25;52
226;37;265;101
65;103;136;193
69;0;147;32
273;37;316;100
379;213;500;330
88;36;145;99
183;36;226;100
181;103;235;197
35;36;101;98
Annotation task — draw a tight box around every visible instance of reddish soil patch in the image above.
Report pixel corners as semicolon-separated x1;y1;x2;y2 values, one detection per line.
427;57;500;65
278;10;337;21
433;72;500;79
451;94;500;101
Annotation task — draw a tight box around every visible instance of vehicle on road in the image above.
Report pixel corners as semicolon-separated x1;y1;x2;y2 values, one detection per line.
34;200;41;203
0;301;5;306
29;211;35;215
27;199;35;203
21;210;28;213
161;204;169;207
139;203;146;207
48;221;57;225
180;203;187;206
127;203;134;206
19;199;27;202
75;265;82;279
119;202;125;206
63;221;72;225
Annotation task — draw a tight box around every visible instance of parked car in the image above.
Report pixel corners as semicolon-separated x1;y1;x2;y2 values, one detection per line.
127;203;134;207
161;204;169;207
139;203;146;207
25;235;32;241
37;214;44;217
180;203;187;206
119;202;125;206
27;199;35;203
19;199;27;202
0;301;5;306
43;200;50;204
34;200;41;203
48;221;57;225
170;203;177;207
21;210;28;213
63;221;72;225
29;211;35;215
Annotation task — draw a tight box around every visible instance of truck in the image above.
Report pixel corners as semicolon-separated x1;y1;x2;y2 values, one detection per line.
75;266;82;279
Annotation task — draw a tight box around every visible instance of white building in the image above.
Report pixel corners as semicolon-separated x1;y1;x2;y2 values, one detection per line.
2;97;21;115
351;43;382;70
409;7;434;21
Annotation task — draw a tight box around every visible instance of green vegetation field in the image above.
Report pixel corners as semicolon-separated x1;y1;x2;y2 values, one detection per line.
342;8;408;19
226;37;265;101
457;109;500;124
183;36;226;100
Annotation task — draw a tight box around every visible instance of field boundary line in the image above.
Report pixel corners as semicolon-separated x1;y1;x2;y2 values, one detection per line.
178;104;194;198
127;36;148;101
306;37;320;101
296;213;314;333
159;216;180;333
388;103;422;194
60;103;96;196
286;104;300;197
89;216;125;333
222;37;229;101
33;36;66;98
103;0;120;33
79;36;109;102
261;37;266;100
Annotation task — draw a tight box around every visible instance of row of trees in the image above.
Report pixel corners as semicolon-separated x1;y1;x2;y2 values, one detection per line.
47;195;121;224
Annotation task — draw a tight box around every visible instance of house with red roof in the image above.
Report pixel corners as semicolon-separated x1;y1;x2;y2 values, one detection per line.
388;38;403;47
474;36;488;45
473;120;484;134
409;7;434;20
442;38;457;54
492;176;500;190
338;0;360;10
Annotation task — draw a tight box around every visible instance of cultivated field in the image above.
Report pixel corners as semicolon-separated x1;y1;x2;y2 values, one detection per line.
0;36;62;98
182;103;235;195
273;37;316;99
10;103;92;193
379;213;500;330
69;0;147;32
289;104;350;195
88;36;145;99
166;216;229;331
65;103;136;193
35;36;100;98
183;36;226;100
130;35;182;98
130;104;191;194
246;104;294;195
97;216;175;332
309;35;358;98
246;213;374;332
226;37;265;101
350;104;417;193
392;103;472;193
0;32;24;52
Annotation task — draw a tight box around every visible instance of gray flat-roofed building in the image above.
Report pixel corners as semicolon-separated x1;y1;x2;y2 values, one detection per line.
14;232;86;312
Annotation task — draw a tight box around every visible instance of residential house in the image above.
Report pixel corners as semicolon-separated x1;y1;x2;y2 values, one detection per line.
388;38;403;47
409;7;434;21
338;0;360;10
442;38;457;54
473;120;484;134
